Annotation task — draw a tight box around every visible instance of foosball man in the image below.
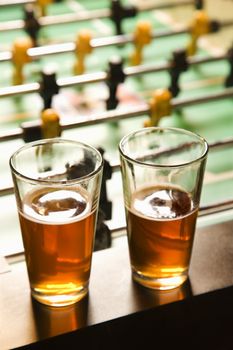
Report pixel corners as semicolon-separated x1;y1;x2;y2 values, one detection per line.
144;88;172;127
39;69;60;109
169;49;189;97
195;0;204;9
130;20;152;66
24;5;41;47
225;45;233;88
106;56;125;110
110;0;138;35
94;209;111;251
41;108;61;139
11;37;33;85
97;147;112;221
36;0;54;17
37;108;61;172
73;30;93;75
187;10;211;56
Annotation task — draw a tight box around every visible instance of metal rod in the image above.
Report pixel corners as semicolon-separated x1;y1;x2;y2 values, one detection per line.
0;0;34;6
137;0;194;11
0;82;40;98
0;26;188;63
0;50;229;98
0;0;194;8
200;199;233;214
0;0;194;27
110;136;233;173
0;186;15;196
208;137;233;149
39;9;111;27
1;87;233;143
0;127;23;142
0;6;232;34
188;53;228;66
43;13;233;33
172;88;233;108
1;13;232;63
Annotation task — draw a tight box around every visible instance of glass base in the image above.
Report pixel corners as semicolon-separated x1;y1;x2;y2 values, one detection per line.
132;270;188;290
31;285;88;307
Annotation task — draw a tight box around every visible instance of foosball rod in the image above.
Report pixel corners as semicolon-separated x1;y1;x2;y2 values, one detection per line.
0;26;189;62
1;13;233;63
1;86;233;143
0;0;195;7
0;50;229;98
0;0;196;30
0;0;33;5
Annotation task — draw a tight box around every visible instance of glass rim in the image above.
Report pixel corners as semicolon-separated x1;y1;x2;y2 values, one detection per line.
9;137;103;184
119;127;209;168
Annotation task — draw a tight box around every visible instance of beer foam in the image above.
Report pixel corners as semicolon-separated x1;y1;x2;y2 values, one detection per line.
21;186;92;225
130;185;193;220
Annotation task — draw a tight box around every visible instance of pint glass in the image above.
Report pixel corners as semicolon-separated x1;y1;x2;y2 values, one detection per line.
10;138;103;306
119;127;208;290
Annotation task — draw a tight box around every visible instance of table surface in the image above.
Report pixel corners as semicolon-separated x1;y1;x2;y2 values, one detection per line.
1;217;233;350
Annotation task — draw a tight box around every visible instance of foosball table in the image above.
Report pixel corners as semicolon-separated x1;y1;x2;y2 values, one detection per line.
1;0;233;349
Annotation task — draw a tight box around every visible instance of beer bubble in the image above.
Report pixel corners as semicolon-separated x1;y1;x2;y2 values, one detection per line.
133;186;192;220
23;188;90;223
33;190;86;218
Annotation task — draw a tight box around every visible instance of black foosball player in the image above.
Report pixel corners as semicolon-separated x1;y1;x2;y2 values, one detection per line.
225;44;233;88
97;147;112;221
110;0;138;35
106;56;125;110
94;208;112;251
24;5;41;47
168;48;189;97
39;69;60;110
65;147;112;251
195;0;204;9
65;150;96;180
94;147;112;251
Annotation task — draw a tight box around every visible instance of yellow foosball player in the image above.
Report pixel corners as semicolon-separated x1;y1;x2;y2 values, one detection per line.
130;20;152;66
187;10;211;56
36;0;54;17
41;108;61;139
73;30;93;75
144;88;172;127
11;37;33;85
36;108;61;172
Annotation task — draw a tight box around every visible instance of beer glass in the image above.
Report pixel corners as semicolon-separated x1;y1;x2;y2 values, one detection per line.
119;127;208;290
10;138;103;307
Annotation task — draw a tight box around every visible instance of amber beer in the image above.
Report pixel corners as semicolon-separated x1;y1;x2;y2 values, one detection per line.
125;184;198;290
18;186;97;306
119;127;208;290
